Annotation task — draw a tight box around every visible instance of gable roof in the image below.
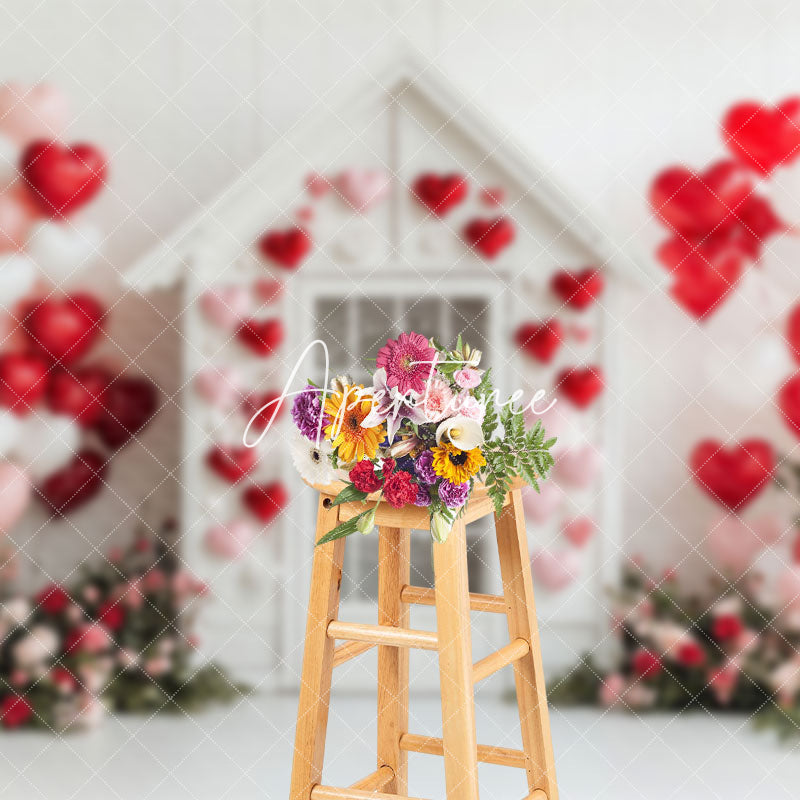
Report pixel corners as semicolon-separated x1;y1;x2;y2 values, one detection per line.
124;52;652;292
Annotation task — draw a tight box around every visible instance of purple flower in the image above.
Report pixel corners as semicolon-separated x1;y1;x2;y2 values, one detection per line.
438;480;470;509
414;485;432;507
414;450;437;485
292;385;329;441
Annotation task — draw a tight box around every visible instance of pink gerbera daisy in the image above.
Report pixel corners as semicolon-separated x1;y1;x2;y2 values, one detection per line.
376;332;436;395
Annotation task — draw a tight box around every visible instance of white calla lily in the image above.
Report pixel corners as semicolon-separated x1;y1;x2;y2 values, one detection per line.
435;415;484;450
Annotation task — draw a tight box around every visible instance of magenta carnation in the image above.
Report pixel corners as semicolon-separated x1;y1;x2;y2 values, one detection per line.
375;332;436;395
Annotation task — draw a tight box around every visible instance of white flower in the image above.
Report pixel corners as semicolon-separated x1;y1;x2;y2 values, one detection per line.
649;621;691;654
435;415;484;450
12;625;59;668
1;598;30;627
710;596;743;618
290;431;336;485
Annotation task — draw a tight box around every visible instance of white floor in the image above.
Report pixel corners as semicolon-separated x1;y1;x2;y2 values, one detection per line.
1;691;798;799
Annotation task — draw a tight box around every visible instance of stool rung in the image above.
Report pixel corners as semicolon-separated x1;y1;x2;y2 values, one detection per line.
349;765;393;791
473;638;530;683
332;640;375;667
399;733;527;768
311;786;429;800
327;620;438;651
524;792;547;800
400;585;507;614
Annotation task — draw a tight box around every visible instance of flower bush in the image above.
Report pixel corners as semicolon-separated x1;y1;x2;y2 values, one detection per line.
549;559;800;740
0;524;243;732
289;332;557;544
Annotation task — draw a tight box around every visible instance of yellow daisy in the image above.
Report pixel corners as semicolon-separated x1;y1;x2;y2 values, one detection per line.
324;384;384;463
431;442;486;484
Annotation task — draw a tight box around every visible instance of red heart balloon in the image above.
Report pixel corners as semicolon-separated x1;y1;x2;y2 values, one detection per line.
550;268;604;311
22;294;105;364
258;226;311;269
659;237;746;320
0;352;50;416
46;366;112;426
650;160;752;237
778;373;800;439
689;439;775;510
206;445;258;484
734;194;785;258
93;376;157;449
656;193;781;270
243;390;285;432
722;97;800;176
38;448;107;514
556;366;604;409
412;173;468;216
243;481;289;524
237;318;285;357
21;140;107;217
462;216;515;259
787;305;800;365
514;320;564;364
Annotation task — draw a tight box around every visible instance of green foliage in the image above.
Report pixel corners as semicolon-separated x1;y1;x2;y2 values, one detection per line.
330;484;369;506
316;506;376;545
105;663;247;715
480;374;556;514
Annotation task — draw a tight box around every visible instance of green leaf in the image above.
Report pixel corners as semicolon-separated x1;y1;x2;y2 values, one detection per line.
329;484;369;506
316;508;375;545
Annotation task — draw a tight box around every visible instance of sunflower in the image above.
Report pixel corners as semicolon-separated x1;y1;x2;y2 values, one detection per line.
324;384;385;463
431;442;486;484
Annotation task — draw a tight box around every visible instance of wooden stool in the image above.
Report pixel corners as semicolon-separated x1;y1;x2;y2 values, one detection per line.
289;478;559;800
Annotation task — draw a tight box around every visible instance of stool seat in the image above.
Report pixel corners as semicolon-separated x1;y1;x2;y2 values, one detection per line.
304;476;527;530
289;481;559;800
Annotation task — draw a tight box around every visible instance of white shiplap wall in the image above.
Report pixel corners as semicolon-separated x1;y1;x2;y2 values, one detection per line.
4;0;800;603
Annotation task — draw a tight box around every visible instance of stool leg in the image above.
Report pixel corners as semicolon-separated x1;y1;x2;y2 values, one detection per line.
495;490;559;800
432;518;480;800
289;497;345;800
377;526;411;794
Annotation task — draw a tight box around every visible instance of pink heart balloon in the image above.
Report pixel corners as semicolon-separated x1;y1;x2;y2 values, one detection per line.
0;83;69;145
194;366;243;410
562;516;596;548
751;512;785;547
531;547;581;592
204;519;256;559
199;286;250;331
707;515;776;575
0;461;31;533
333;168;390;212
522;482;563;524
554;444;602;489
253;278;283;304
0;183;40;252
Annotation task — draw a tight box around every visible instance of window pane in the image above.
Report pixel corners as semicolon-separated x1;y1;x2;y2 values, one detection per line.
356;297;395;378
451;297;490;351
314;298;349;374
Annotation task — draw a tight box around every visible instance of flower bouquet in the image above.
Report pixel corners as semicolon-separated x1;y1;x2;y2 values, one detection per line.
289;332;556;544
